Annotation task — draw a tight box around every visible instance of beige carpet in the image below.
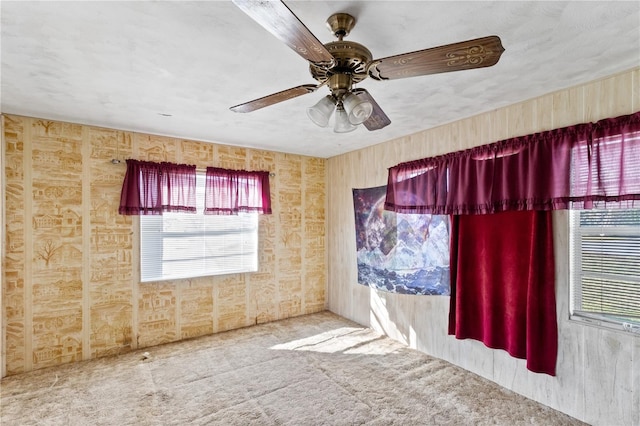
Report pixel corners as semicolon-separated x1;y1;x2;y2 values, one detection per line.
1;311;585;425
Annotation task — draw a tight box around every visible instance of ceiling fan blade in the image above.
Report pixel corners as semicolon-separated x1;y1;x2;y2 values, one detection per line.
351;88;391;131
368;35;504;81
232;0;335;67
230;84;319;113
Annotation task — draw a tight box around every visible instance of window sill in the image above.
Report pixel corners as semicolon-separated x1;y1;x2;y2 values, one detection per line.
569;314;640;337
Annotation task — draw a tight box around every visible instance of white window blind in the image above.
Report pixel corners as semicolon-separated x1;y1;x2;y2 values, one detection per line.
140;173;258;282
569;209;640;332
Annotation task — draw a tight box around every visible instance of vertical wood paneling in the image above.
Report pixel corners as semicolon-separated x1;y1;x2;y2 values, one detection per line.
326;154;349;318
88;130;133;353
584;72;635;122
412;297;448;357
547;211;585;415
81;127;91;361
130;139;140;351
506;99;540;138
179;280;213;339
2;115;326;376
537;95;555;132
3;116;27;375
456;339;495;381
427;125;455;157
302;156;326;314
1;116;5;378
633;337;640;426
29;119;85;370
633;69;639;110
583;327;634;425
326;67;639;425
492;350;529;396
22;119;33;373
552;86;585;128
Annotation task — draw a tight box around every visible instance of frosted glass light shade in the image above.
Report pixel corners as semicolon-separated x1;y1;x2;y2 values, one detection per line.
342;92;373;125
334;106;357;133
307;96;335;127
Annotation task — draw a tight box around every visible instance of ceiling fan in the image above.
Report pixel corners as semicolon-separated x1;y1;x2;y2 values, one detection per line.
229;0;505;133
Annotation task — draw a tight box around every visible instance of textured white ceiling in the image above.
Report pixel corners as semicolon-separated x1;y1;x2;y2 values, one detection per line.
2;1;639;158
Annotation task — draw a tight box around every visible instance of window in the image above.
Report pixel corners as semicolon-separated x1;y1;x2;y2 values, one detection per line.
569;209;640;333
140;172;258;282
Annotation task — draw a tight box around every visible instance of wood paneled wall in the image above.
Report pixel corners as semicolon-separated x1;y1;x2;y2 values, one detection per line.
326;68;639;426
1;116;326;376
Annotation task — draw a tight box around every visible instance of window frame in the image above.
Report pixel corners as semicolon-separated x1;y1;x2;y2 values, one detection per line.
569;209;640;336
139;171;259;283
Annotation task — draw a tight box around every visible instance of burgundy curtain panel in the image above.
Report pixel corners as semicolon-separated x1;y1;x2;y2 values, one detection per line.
159;162;198;212
204;167;272;215
448;210;558;375
571;112;640;209
119;159;197;215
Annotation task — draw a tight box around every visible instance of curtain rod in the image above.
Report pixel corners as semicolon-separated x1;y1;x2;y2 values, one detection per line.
111;159;275;177
195;167;275;177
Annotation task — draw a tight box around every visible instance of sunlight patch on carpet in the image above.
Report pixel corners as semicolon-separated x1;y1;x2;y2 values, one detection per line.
269;326;398;355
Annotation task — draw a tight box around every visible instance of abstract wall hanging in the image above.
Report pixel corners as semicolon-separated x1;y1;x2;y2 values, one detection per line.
353;185;450;295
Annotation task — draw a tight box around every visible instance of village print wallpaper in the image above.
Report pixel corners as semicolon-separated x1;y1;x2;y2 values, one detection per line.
2;114;326;376
353;185;450;296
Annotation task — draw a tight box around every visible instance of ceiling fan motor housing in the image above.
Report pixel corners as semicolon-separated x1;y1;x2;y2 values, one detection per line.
309;41;373;86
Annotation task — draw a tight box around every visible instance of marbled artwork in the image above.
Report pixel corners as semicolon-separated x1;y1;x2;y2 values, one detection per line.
353;185;450;295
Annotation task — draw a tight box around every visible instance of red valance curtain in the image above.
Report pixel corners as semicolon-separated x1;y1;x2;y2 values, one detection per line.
385;111;640;214
119;159;197;215
204;167;272;215
448;210;558;375
571;113;640;209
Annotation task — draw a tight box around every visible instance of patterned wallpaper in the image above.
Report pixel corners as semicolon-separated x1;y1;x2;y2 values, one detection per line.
2;115;326;375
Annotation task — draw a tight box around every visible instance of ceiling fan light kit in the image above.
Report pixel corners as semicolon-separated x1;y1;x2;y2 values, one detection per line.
334;104;357;133
306;90;373;132
230;1;504;134
343;92;373;125
307;95;335;128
